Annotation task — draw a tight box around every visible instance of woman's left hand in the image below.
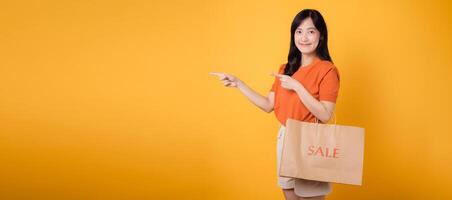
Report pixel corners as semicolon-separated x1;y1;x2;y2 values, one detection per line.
272;73;302;91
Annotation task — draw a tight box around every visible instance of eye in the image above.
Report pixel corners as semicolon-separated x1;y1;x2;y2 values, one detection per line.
296;30;302;34
309;30;315;34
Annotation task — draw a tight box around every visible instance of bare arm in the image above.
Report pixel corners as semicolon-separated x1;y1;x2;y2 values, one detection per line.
294;86;335;123
209;72;274;113
237;81;274;113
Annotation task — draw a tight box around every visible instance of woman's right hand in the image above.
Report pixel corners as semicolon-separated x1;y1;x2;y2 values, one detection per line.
209;72;242;87
209;71;274;113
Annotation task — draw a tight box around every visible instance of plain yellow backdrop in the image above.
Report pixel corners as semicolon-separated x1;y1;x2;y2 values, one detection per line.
1;0;451;199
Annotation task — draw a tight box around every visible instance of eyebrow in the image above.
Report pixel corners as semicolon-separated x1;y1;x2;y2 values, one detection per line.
296;27;317;30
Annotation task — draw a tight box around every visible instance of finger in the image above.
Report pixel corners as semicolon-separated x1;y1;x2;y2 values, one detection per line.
209;72;226;79
209;72;223;76
271;73;284;78
211;72;234;81
222;74;234;81
222;75;232;81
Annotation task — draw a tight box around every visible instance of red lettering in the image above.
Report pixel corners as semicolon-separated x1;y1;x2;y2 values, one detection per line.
307;146;340;159
314;147;324;157
333;148;339;158
308;146;315;155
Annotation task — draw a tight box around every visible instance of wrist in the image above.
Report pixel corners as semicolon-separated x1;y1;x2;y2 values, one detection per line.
294;83;304;94
236;79;245;88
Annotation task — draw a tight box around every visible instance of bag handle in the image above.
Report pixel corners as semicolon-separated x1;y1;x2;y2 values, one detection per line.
314;111;338;135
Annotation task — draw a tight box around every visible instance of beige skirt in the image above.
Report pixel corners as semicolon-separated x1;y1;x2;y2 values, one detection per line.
276;125;332;197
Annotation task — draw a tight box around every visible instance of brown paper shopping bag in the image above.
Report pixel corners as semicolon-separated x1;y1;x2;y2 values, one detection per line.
279;118;365;185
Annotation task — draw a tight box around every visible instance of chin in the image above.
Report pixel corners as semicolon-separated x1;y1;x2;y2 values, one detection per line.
299;49;316;55
296;47;315;54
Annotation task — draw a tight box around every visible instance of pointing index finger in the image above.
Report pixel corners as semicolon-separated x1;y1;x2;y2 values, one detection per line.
209;72;231;81
209;72;226;78
271;72;284;78
209;72;223;76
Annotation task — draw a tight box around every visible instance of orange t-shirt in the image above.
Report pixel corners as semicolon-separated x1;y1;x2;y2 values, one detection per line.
270;58;340;126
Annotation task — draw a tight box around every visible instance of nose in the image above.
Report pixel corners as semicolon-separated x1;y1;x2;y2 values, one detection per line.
300;32;309;42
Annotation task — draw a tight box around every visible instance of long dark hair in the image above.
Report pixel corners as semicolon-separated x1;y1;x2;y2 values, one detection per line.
284;9;332;76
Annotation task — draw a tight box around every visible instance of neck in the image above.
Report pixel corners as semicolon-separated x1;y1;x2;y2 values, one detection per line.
301;53;318;67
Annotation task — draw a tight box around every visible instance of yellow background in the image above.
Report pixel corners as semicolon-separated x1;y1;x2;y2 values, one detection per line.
1;0;451;199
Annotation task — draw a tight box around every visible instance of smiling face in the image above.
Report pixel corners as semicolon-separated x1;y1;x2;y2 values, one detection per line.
294;17;321;56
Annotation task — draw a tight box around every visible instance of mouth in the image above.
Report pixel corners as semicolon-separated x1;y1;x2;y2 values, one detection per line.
300;43;312;46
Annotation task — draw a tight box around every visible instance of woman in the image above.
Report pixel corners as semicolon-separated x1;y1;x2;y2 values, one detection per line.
210;9;340;200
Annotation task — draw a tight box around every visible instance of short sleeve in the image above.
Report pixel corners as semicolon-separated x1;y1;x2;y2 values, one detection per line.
319;67;340;102
270;64;286;92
